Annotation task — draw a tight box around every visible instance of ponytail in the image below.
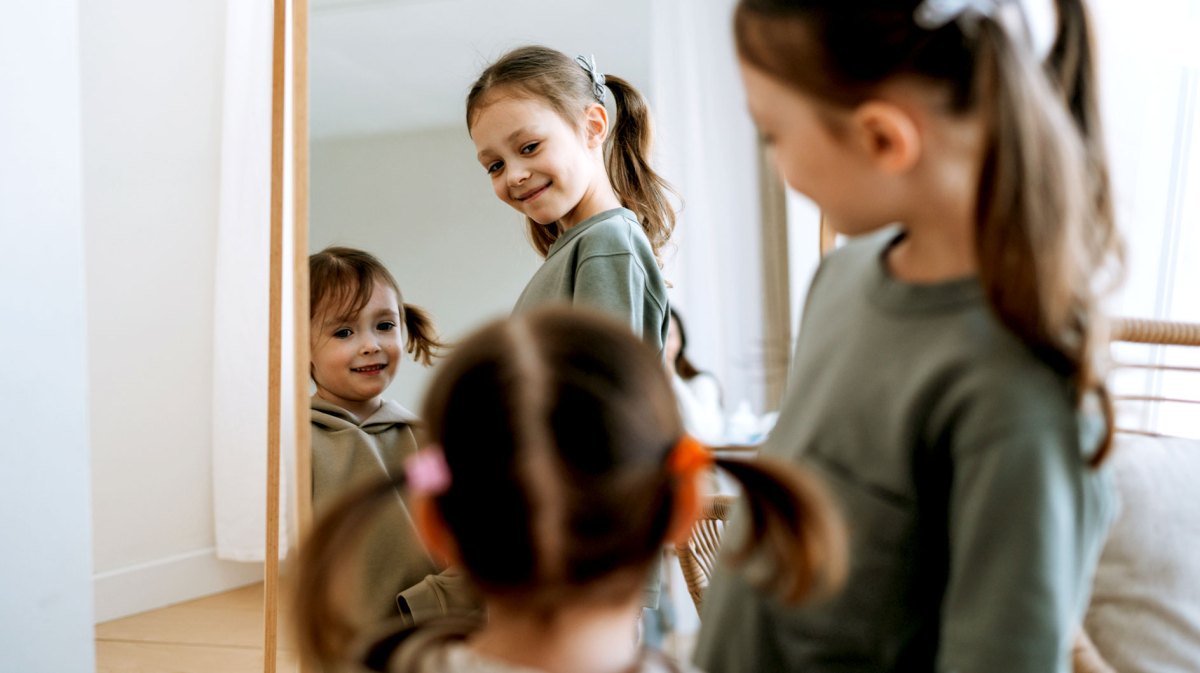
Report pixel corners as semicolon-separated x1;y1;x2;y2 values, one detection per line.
712;455;846;604
603;75;678;268
401;302;445;367
974;7;1120;466
292;473;409;667
466;47;678;263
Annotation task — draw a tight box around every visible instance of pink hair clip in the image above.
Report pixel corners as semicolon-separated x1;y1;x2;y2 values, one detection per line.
405;445;452;496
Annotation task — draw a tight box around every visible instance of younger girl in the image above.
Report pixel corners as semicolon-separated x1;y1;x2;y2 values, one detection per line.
467;46;675;353
309;246;476;627
697;1;1122;672
294;307;846;673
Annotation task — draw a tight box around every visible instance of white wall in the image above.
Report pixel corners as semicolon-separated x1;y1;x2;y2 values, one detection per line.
312;126;542;410
82;0;260;622
0;1;95;669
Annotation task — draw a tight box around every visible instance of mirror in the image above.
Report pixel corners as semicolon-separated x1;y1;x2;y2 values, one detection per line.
307;0;822;419
298;0;824;665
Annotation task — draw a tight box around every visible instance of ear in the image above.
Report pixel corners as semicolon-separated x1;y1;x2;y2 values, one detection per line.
850;101;921;175
582;102;609;149
412;495;460;568
666;470;706;547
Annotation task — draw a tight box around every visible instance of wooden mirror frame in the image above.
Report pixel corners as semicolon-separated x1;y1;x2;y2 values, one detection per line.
264;0;311;671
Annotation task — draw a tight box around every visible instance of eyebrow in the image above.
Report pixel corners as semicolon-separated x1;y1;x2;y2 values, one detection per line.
476;126;537;161
321;307;398;328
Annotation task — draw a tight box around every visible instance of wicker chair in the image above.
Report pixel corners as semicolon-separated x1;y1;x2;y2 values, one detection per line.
674;494;736;613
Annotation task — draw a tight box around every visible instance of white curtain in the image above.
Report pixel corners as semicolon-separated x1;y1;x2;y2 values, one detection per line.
649;0;769;415
1094;0;1200;438
212;0;296;561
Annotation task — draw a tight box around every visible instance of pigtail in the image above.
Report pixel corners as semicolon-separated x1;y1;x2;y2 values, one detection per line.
603;75;678;268
973;9;1120;466
292;474;409;667
401;302;446;367
713;455;846;604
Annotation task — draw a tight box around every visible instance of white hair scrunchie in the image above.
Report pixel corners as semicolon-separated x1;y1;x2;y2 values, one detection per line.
914;0;1000;31
915;0;1058;60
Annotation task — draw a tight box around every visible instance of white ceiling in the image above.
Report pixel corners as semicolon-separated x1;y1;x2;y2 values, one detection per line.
311;0;653;139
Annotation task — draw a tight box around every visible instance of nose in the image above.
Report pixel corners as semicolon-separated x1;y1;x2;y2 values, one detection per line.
506;160;530;188
359;335;381;355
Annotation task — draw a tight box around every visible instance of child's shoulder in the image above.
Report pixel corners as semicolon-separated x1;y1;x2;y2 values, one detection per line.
574;208;653;259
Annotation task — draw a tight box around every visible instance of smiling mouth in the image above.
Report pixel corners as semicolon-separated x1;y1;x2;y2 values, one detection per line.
351;364;387;373
516;183;550;202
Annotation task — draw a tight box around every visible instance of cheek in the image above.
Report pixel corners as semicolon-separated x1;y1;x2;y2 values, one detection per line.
491;177;509;201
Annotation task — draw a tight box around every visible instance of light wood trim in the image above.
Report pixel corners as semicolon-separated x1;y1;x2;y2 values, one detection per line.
819;212;836;256
264;0;288;671
292;0;313;669
292;0;312;556
757;140;790;409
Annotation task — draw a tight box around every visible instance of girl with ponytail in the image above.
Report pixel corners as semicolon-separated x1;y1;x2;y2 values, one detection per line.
695;1;1123;672
294;307;846;673
308;247;476;627
467;46;676;353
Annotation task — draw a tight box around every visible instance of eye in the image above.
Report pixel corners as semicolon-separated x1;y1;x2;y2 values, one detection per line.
377;321;396;332
520;141;539;154
486;160;503;175
333;328;352;339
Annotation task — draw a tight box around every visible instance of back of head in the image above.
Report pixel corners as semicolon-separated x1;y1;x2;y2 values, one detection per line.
735;0;1122;463
293;308;846;664
421;307;682;611
466;45;677;265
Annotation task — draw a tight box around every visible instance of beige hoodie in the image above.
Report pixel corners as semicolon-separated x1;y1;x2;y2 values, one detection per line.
354;617;704;673
311;397;479;626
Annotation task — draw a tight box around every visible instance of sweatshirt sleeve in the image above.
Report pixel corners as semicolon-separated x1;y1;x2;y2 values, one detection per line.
574;252;665;353
938;421;1113;673
396;568;482;626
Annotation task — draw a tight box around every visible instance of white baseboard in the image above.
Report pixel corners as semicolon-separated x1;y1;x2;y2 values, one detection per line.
93;547;263;623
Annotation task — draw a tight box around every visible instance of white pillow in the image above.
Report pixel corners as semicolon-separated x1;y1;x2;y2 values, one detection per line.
1085;433;1200;673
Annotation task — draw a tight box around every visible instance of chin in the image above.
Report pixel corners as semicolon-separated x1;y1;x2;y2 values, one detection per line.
525;208;565;226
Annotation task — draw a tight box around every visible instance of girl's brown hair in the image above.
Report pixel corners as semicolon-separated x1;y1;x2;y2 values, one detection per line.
735;0;1123;464
293;307;845;665
669;308;704;381
466;45;677;266
309;246;444;366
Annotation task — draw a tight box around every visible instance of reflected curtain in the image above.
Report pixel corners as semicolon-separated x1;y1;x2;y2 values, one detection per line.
212;0;295;561
649;0;779;415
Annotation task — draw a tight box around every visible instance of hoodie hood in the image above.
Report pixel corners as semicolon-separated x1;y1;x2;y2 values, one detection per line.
311;396;419;434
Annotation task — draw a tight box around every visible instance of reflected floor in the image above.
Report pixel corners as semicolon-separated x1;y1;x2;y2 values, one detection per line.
95;582;298;673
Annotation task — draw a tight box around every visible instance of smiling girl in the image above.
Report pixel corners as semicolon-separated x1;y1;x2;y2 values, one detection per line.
467;46;676;354
308;246;478;628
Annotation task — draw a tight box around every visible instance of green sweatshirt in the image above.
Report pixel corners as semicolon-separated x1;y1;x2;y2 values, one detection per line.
513;207;669;610
311;398;480;626
694;228;1114;673
513;207;669;354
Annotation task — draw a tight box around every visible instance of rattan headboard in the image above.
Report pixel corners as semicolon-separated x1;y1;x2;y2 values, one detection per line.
1110;318;1200;438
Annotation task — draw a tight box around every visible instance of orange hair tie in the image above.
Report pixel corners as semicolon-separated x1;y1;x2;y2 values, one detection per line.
668;435;713;476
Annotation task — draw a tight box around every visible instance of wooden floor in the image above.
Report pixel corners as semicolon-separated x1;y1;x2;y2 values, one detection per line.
95;583;298;673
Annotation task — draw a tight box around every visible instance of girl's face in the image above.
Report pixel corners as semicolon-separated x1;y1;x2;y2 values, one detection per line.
310;281;402;417
471;94;603;229
738;61;893;237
